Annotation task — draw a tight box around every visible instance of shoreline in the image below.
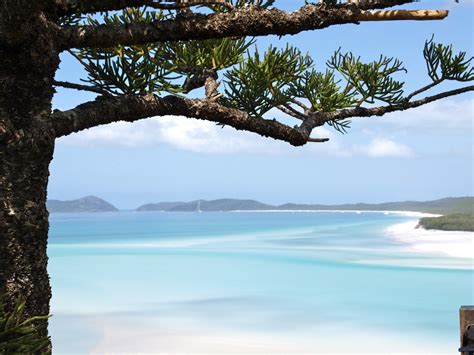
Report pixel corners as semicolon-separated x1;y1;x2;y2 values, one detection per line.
385;220;474;259
231;210;441;217
52;209;442;216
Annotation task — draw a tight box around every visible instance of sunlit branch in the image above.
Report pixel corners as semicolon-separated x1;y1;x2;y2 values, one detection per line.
59;4;448;50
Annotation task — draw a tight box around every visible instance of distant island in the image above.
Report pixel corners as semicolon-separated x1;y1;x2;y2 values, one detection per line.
136;197;472;215
136;197;473;232
47;196;473;232
47;196;118;213
136;199;273;212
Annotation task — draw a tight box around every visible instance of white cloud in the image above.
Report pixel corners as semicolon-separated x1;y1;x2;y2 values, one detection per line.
59;116;415;158
355;137;415;158
155;116;281;154
59;116;284;154
305;128;415;158
359;98;473;131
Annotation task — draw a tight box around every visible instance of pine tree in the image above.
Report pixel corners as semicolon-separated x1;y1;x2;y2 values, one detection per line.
0;1;472;351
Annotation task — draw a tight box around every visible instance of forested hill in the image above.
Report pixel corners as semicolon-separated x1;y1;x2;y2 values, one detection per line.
136;197;473;214
279;197;473;215
137;199;273;212
47;196;118;213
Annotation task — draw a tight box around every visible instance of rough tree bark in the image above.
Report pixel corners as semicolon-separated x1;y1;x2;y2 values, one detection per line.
0;0;60;344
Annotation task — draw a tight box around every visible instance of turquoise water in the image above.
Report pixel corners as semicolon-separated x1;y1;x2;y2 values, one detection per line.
48;212;473;353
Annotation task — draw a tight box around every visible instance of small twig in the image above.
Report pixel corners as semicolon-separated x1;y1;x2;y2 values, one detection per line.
67;50;89;68
307;137;330;143
277;104;307;121
289;97;310;112
406;81;440;101
53;80;110;96
204;74;221;101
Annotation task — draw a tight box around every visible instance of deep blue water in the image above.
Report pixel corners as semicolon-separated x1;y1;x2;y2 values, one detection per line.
47;212;473;353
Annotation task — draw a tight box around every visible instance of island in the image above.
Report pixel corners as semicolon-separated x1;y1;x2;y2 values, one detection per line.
135;196;472;212
47;196;118;213
137;199;273;212
136;197;473;232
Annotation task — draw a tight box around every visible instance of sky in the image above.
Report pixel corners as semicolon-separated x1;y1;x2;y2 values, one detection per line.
49;0;473;210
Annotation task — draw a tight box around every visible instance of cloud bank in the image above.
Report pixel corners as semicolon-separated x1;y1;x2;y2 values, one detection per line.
59;97;473;158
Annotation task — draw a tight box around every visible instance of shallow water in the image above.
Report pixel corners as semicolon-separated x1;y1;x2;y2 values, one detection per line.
48;212;473;354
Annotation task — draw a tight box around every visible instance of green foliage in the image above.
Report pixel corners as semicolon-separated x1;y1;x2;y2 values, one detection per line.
222;45;409;133
327;50;406;106
57;12;84;26
0;297;50;354
222;0;275;9
164;37;254;75
223;45;313;118
75;8;256;95
287;69;357;132
419;214;474;232
76;8;181;95
423;37;474;83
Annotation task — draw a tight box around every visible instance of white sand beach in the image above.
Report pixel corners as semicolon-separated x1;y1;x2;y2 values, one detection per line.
386;220;474;259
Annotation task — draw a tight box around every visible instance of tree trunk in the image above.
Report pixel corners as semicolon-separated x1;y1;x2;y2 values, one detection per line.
0;1;60;347
0;103;56;350
0;135;54;332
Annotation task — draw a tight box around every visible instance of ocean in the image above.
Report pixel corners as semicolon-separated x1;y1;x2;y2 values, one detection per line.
47;211;473;354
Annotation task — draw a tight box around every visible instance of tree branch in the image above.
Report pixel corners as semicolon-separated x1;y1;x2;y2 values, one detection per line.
51;94;309;146
277;105;307;121
319;85;474;127
59;3;448;50
54;0;414;17
405;81;440;101
53;80;110;95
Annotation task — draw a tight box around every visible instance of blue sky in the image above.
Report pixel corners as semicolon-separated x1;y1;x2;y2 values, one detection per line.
50;0;473;209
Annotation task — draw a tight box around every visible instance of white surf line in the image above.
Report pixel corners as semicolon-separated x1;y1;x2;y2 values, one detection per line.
231;209;441;217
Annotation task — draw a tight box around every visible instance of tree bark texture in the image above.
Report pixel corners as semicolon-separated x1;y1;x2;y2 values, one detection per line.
0;0;60;345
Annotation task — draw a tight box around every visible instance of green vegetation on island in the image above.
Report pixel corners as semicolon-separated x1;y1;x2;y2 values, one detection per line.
137;199;273;212
419;214;474;232
135;197;473;215
47;196;118;213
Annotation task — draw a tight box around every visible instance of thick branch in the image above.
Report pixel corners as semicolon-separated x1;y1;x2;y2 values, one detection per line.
54;0;414;17
52;94;309;146
60;3;448;49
